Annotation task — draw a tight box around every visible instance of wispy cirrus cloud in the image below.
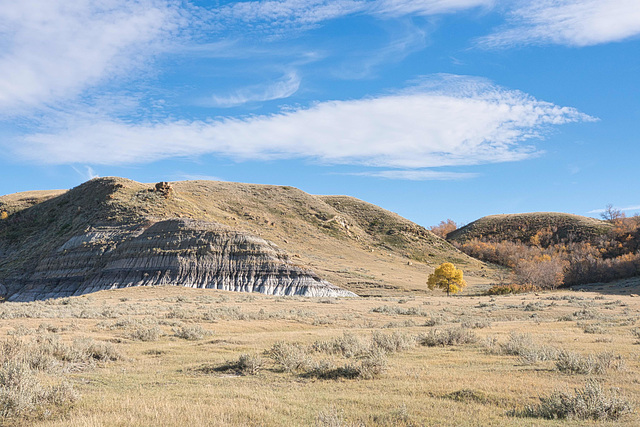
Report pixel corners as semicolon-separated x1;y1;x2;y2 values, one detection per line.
211;0;494;35
0;0;186;115
211;0;365;34
372;0;494;17
588;205;640;214
347;170;479;180
202;72;301;108
479;0;640;48
14;76;595;171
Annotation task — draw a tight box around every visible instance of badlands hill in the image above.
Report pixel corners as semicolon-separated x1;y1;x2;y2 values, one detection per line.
447;212;613;245
0;178;492;301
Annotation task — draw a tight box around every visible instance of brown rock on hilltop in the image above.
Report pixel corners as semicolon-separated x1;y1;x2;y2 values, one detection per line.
0;177;492;301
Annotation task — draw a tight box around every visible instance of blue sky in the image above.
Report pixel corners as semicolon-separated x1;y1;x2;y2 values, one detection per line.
1;0;639;227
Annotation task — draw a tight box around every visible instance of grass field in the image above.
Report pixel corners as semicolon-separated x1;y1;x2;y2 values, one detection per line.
1;283;639;426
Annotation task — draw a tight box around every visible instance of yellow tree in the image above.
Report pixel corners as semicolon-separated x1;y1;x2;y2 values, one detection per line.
427;262;467;296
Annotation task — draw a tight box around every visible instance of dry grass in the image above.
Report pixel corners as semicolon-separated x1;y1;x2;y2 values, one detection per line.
0;285;637;426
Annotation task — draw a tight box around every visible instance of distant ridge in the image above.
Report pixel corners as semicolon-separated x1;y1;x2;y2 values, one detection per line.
447;212;612;244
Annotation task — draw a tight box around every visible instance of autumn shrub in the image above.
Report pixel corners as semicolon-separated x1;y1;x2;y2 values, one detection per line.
512;380;633;420
514;255;566;290
429;219;457;238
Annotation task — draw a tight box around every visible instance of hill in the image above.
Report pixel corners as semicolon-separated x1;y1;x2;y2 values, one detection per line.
447;212;612;245
0;178;493;301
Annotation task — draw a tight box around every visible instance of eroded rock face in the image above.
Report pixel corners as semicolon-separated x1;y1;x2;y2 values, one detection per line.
7;218;357;301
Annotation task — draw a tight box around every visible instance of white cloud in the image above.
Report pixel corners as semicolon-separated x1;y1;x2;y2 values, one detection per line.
372;0;494;17
211;0;493;35
14;76;595;169
348;170;479;180
589;205;640;214
0;0;185;114
213;0;365;33
332;20;427;79
172;173;226;182
480;0;640;47
203;72;301;108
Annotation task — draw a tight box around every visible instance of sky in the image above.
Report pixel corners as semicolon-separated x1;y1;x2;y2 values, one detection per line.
0;0;639;227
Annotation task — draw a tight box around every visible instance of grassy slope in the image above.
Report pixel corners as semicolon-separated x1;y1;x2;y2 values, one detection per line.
448;212;613;244
0;178;496;297
0;285;638;426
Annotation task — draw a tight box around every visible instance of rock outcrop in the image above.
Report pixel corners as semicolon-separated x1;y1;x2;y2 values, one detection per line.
5;218;356;301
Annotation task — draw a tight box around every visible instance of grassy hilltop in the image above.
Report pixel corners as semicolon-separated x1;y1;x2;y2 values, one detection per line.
0;177;494;299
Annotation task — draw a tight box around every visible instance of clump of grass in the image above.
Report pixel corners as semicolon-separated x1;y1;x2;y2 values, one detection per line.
461;318;492;329
205;353;264;376
268;342;310;373
495;332;558;364
73;338;125;362
555;351;625;375
356;348;388;380
371;404;413;426
315;406;345;427
172;325;211;341
443;389;489;404
128;325;163;342
572;308;600;320
235;354;263;375
303;361;359;380
511;380;633;420
631;327;640;344
302;348;388;381
371;305;429;317
37;323;67;333
0;360;78;421
420;328;478;347
371;331;416;354
311;332;369;358
6;325;34;336
580;323;608;334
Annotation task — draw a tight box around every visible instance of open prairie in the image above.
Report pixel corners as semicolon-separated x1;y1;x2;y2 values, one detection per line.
1;281;639;426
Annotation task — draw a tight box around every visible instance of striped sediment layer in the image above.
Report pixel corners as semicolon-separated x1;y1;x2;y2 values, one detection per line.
6;218;357;301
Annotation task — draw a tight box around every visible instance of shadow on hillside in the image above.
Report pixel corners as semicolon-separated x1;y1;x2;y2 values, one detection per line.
571;277;640;296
